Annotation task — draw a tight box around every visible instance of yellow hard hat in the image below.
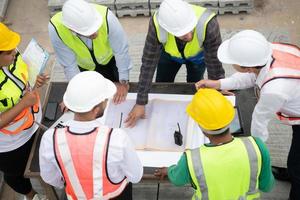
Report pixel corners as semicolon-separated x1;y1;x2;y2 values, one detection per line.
0;23;20;51
186;88;235;132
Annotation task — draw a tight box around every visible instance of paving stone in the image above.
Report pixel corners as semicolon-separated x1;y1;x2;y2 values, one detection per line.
0;0;9;21
218;5;253;14
116;9;150;17
219;0;254;8
115;0;149;10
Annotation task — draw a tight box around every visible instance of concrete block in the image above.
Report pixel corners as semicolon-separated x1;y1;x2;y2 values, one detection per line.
187;0;219;7
150;0;218;14
149;0;162;11
115;0;149;10
218;5;253;14
48;0;115;13
0;0;9;21
116;8;150;17
218;0;254;8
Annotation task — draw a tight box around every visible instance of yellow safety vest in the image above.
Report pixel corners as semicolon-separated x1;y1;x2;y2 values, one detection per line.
0;53;40;135
153;6;215;64
186;137;262;200
50;4;113;71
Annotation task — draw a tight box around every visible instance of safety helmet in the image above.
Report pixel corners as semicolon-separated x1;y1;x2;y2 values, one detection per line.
186;89;235;134
62;0;102;36
63;71;116;113
157;0;197;37
218;30;272;67
0;23;20;51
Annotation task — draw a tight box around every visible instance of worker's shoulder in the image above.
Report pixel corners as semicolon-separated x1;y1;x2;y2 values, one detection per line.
40;128;56;146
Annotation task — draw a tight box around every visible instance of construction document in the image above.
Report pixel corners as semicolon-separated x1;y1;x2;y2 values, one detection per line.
22;38;49;86
52;93;236;167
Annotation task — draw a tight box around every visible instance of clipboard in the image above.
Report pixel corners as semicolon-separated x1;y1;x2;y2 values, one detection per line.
22;38;50;87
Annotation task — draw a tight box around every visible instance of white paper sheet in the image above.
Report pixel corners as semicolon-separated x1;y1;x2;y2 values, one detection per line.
52;93;236;167
22;38;49;86
103;93;206;151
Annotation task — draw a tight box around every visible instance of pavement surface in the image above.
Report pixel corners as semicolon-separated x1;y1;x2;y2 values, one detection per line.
0;0;299;199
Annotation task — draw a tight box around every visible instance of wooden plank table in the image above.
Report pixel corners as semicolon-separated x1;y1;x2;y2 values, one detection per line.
25;82;256;199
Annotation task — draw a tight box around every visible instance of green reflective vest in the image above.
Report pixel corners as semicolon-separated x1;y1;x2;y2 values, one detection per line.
0;53;27;112
153;6;215;64
50;4;113;70
186;137;261;200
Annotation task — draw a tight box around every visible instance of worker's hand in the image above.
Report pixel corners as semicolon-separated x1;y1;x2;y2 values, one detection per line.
59;101;68;113
113;83;129;104
125;104;145;128
195;79;221;90
220;90;235;96
34;73;50;89
21;90;38;108
154;167;168;180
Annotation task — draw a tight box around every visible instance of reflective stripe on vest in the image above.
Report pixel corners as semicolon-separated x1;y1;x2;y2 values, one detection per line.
186;137;261;200
54;127;128;200
0;53;40;135
261;43;300;125
50;4;113;70
153;6;215;64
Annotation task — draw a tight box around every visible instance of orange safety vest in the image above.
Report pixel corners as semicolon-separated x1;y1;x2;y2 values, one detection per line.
0;53;40;135
54;126;128;200
261;43;300;125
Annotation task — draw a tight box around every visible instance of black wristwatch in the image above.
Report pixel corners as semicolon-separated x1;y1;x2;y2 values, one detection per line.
119;80;129;85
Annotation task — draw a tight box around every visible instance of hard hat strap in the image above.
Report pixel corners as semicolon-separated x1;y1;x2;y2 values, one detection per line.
201;125;230;135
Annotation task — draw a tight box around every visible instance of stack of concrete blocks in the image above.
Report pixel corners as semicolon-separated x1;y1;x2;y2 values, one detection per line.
0;0;9;21
48;0;254;17
48;0;115;16
150;0;253;15
115;0;150;17
218;0;254;14
150;0;219;16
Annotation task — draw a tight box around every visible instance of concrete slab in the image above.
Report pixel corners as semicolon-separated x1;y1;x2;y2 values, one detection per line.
218;5;253;14
115;0;149;10
219;0;254;8
187;0;219;7
48;0;115;13
116;9;150;17
0;0;8;21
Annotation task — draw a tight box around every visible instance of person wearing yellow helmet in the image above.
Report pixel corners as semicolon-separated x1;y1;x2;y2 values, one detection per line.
154;89;274;200
196;30;300;199
0;23;49;199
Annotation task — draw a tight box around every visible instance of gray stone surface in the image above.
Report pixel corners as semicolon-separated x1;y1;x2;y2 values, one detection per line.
0;0;8;21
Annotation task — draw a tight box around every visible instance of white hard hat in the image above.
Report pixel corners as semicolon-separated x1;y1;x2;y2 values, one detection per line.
157;0;197;37
218;30;272;67
62;0;102;36
63;71;116;113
